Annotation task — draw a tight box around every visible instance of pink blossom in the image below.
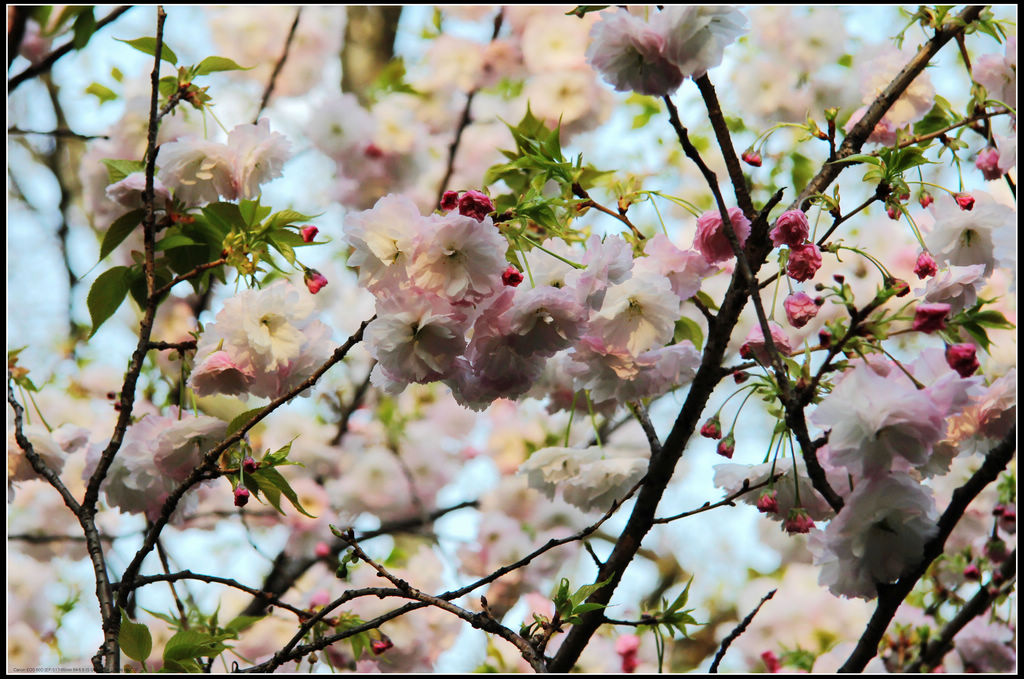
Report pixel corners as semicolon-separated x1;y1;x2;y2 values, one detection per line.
844;106;898;146
314;541;331;559
786;242;822;282
457;190;494;221
913;251;938;279
365;293;468;386
919;191;934;208
955;193;975;211
616;634;640;674
504;285;587;357
188;350;255;397
411;212;506;304
659;6;748;80
693;206;751;264
105;172;171;209
585;9;683;96
963;563;981;580
770;209;810;248
304;269;328;294
783;292;819;328
739;321;792;364
300;225;318;243
633;234;715;302
912;302;951;334
234;487;250;507
975;147;1003;180
973;38;1016;109
945;343;979;378
809;474;938;599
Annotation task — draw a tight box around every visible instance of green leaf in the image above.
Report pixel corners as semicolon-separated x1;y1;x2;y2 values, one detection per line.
101;158;147;185
162;629;231;663
565;6;609;17
193;55;252;76
256;467;317;518
223;615;264;634
86;82;118;104
972;310;1015;329
263;441;294;467
117;36;178;65
201;202;245;235
263;208;319;232
87;266;131;338
227;407;265;437
569;576;612;608
99;209;145;261
163;658;203;673
269;238;296;267
159;75;179;98
71;8;97;49
118;608;153;663
673;316;704;352
834;154;882;167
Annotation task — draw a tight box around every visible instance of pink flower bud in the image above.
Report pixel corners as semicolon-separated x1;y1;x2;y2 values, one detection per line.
371;637;394;655
440;190;460;212
945;343;979;377
501;265;524;287
888;277;910;297
234;487;250;507
364;143;384;159
700;415;723;439
761;650;782;673
784;508;815;534
756;490;779;515
769;209;809;248
716;433;735;459
694;207;751;264
913;251;938;279
243;456;259;474
886;205;899;221
314;541;331;559
963;563;981;580
975;147;1003;181
784;292;819;328
818;329;832;347
300;225;319;243
918;191;934;208
997;504;1015;534
912;303;951;334
616;635;640;674
786;243;822;282
304;269;328;294
733;371;749;383
458;190;494;222
955;193;975;211
742;150;762;167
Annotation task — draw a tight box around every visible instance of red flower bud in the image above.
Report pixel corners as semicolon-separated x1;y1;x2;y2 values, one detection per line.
458;190;494;222
945;343;979;378
304;269;328;294
700;415;723;439
300;225;319;243
963;563;982;580
440;190;460;212
913;251;938;279
371;637;394;655
912;303;951;334
742;150;762;167
955;193;975;211
716;433;735;459
501;265;524;287
918;191;934;208
784;508;815;534
234;487;250;507
243;456;259;474
756;490;779;515
761;650;782;673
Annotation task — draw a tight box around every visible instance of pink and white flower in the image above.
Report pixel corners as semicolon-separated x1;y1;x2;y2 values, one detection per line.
809;474;938;600
693;206;751;265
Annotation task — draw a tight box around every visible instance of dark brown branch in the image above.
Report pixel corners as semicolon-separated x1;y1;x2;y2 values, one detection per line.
330;362;375;446
254;8;302;122
709;588;776;672
8;6;134;91
693;74;755;219
838;427;1016;672
152;257;228;299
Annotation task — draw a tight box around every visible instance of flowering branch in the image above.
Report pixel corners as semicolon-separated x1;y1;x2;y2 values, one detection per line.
839;427;1017;672
795;5;985;210
652;475;781;525
905;549;1017;672
152;257;228;299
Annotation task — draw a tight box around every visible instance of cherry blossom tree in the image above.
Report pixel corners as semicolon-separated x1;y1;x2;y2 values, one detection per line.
7;5;1016;674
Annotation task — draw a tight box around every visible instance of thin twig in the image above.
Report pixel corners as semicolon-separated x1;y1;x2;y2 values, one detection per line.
254;8;302;122
8;6;134;91
8;126;110;140
709;588;777;672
